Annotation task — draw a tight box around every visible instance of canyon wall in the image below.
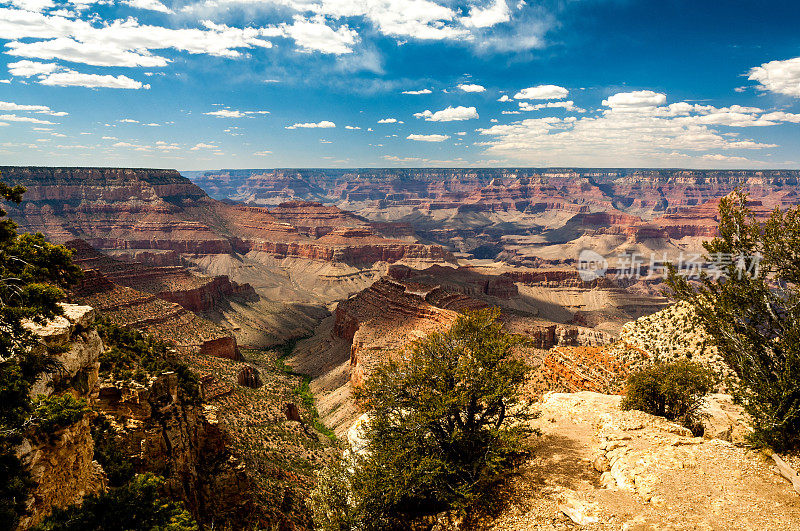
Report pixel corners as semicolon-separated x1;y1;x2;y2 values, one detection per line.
16;303;253;529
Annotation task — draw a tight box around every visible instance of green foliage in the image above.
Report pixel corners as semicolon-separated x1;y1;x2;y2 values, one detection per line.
313;309;532;530
91;415;135;487
96;319;200;404
31;394;90;436
0;172;82;528
34;473;198;531
274;342;337;441
667;191;800;451
0;448;33;531
621;360;714;433
310;458;363;531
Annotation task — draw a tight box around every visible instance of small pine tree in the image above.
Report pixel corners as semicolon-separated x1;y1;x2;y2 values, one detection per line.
668;190;800;450
313;308;533;530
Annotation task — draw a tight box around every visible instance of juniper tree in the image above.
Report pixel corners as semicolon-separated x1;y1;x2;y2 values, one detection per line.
313;308;533;530
668;190;800;450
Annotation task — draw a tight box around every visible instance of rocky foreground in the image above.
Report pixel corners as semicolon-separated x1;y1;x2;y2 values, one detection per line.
481;392;800;530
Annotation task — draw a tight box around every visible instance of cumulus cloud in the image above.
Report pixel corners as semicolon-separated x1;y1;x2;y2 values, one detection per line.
204;109;269;118
190;142;218;150
6;37;169;68
602;90;667;108
0;113;54;124
457;83;485;93
345;125;361;129
414;105;478;121
402;88;432;95
279;15;358;55
285;120;336;129
748;57;800;97
514;84;568;100
7;60;59;77
478;90;792;166
518;100;585;113
122;0;174;14
15;61;150;89
407;133;450;142
498;94;511;102
461;0;510;28
0;7;276;71
377;118;403;123
0;99;66;116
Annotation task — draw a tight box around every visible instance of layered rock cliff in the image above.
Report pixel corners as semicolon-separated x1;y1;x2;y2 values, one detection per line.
0;167;451;270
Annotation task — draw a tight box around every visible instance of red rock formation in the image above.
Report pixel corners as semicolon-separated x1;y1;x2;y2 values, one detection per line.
67;239;256;314
2;167;451;268
72;269;240;360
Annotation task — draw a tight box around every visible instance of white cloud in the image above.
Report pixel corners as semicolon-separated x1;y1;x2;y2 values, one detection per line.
518;100;585;113
414;105;478;121
0;99;66;116
285;120;336;129
0;113;54;124
8;59;149;89
461;0;510;28
119;118;139;123
123;0;174;14
748;57;800;97
498;94;511;102
345;125;361;129
310;0;467;41
377;117;403;123
279;15;358;55
479;90;787;166
407;133;450;142
190;142;217;150
514;84;568;100
204;109;269;118
602;90;666;108
39;69;149;89
402;88;432;94
6;37;169;68
457;83;485;93
7;60;59;77
254;150;272;155
0;8;276;70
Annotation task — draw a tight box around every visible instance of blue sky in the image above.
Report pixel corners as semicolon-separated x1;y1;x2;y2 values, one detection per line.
0;0;799;169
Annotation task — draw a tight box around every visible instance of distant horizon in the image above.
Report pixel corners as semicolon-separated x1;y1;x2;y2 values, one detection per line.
7;165;800;173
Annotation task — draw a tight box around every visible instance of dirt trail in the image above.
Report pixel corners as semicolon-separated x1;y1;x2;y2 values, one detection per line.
481;392;800;530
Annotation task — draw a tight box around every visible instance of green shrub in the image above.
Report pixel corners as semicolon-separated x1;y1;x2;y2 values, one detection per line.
35;473;197;531
32;394;90;435
621;360;714;433
91;415;135;487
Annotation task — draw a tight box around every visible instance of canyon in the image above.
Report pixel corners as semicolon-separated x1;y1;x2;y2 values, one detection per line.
187;168;799;267
5;165;800;529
